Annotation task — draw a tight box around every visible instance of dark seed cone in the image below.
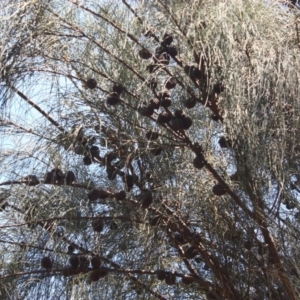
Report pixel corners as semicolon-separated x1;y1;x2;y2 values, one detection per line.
89;270;101;282
44;171;56;184
146;130;159;140
203;264;209;270
114;169;124;178
165;77;177;89
165;45;178;56
114;190;126;200
24;175;40;186
98;270;108;278
106;168;117;180
90;145;100;158
41;256;52;269
185;246;198;259
157;111;172;124
139;189;153;209
192;68;202;81
112;83;124;95
107;92;120;106
51;168;64;183
244;240;252;250
213;82;225;94
211;114;219;122
65;171;76;185
86;78;97;89
161;33;173;46
91;256;101;269
150;147;162;156
105;152;118;164
138;49;152;59
88;189;100;201
184;65;202;81
110;221;118;230
182;275;195;285
150;215;161;226
156;52;170;65
165;272;176;285
83;155;92;165
156;270;166;281
170;118;184;131
67;245;75;254
212;184;227;196
98;189;110;199
193;155;206;169
69;256;80;269
161;97;172;108
184;97;197;109
123;174;134;191
92;219;104;232
182;117;193;130
88;189;109;201
89;269;108;281
219;136;230;148
138;105;154;117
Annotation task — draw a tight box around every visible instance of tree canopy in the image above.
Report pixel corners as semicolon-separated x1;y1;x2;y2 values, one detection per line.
1;0;300;299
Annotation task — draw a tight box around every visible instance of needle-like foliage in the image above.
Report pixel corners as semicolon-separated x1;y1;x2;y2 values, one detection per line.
0;0;300;299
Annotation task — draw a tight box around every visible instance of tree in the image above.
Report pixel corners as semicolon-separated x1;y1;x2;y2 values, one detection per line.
0;0;300;299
